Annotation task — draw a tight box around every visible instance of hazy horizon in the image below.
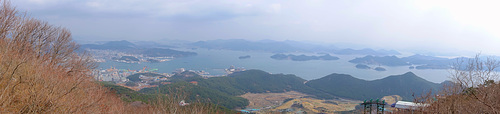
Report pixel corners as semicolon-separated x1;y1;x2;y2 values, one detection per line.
12;0;500;56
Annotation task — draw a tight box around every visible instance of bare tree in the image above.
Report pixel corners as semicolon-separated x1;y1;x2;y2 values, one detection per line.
451;54;499;89
0;0;126;113
419;54;500;113
0;1;226;113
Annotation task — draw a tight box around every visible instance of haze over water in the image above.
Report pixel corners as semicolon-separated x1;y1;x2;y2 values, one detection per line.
99;48;450;83
13;0;500;80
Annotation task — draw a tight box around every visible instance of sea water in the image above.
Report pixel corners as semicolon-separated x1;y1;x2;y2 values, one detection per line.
97;48;450;83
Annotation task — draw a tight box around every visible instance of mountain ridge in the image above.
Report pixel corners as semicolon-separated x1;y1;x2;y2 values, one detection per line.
306;71;442;100
190;39;400;55
81;40;197;58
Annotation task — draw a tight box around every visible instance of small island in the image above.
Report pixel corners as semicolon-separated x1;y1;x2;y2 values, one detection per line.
238;55;251;59
270;54;339;61
146;59;160;63
115;56;140;63
355;64;371;69
414;64;451;70
355;64;387;71
374;67;387;71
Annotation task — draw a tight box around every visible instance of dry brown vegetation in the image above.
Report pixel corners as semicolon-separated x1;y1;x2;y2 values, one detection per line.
0;1;224;113
274;97;359;113
408;54;500;113
240;91;308;109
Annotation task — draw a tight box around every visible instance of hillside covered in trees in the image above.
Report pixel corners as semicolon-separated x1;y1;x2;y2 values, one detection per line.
306;72;444;100
102;69;446;110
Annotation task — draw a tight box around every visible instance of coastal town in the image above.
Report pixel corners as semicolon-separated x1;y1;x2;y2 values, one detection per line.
88;49;173;63
92;65;245;91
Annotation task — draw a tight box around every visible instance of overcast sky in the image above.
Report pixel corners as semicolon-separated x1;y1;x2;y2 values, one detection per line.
10;0;500;56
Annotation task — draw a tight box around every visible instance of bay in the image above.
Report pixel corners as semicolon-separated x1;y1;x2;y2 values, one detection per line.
98;48;450;83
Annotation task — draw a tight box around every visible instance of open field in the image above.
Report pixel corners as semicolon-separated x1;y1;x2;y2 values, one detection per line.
240;91;364;113
382;95;402;105
239;91;308;109
273;98;360;113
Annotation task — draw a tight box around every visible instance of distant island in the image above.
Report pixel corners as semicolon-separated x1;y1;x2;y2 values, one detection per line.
349;54;458;69
190;39;401;56
374;67;387;71
116;56;140;63
355;64;386;71
140;48;197;58
238;55;251;59
190;39;304;53
81;40;197;63
349;55;409;66
355;64;371;69
414;64;451;69
146;59;160;63
270;54;339;61
333;48;400;56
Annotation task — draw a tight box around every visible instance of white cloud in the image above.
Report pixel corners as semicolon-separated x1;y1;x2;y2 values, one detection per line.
85;1;101;8
269;3;281;13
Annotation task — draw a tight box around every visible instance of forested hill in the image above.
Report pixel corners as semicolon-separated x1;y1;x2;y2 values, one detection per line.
161;70;443;101
197;70;336;99
306;72;443;100
139;81;249;109
136;70;337;109
104;70;446;109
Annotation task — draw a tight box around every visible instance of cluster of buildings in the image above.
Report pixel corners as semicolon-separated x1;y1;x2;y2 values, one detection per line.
87;49;172;63
92;66;168;83
92;65;246;91
92;66;242;84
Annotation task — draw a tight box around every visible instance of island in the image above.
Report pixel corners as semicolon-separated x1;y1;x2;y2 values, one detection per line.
146;59;160;63
355;64;387;71
239;55;251;59
270;54;339;61
116;56;140;63
414;64;451;70
349;54;461;70
332;48;401;56
355;64;371;69
82;40;197;63
140;48;197;58
348;55;409;66
374;67;387;71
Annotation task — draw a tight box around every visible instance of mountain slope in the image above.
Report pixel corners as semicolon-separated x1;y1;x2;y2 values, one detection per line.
198;70;336;99
306;72;441;100
139;81;249;109
120;70;446;109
